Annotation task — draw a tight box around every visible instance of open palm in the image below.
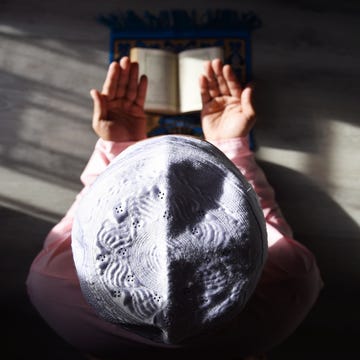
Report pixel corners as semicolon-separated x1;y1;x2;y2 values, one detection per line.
200;59;255;141
90;57;148;142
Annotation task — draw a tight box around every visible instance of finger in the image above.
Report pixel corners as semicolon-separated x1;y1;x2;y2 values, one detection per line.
90;89;106;124
102;62;119;100
203;60;220;98
241;86;256;119
223;64;242;99
212;59;230;96
126;61;139;102
199;74;211;104
117;56;131;98
135;74;148;108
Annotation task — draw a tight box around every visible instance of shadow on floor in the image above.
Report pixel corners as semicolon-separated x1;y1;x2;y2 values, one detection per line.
1;206;85;359
260;160;360;359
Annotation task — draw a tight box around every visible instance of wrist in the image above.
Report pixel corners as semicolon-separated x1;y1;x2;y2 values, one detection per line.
97;138;136;161
207;136;253;158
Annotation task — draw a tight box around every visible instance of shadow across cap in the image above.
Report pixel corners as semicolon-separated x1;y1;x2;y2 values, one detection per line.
72;135;267;345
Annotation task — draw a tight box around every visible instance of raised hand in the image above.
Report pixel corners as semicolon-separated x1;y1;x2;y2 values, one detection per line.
199;59;255;141
90;56;148;142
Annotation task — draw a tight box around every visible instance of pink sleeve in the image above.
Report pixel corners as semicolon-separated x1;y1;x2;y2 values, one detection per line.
79;139;135;188
210;136;323;287
209;137;323;346
210;137;294;247
43;139;135;249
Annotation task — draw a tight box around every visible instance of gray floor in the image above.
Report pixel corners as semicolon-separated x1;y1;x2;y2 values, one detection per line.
1;0;359;359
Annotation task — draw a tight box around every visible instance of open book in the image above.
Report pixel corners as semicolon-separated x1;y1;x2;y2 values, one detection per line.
130;46;224;114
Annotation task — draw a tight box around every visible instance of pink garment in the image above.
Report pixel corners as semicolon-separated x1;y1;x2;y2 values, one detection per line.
26;136;323;358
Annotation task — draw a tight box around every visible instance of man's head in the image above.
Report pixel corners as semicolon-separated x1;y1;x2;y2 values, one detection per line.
72;135;267;345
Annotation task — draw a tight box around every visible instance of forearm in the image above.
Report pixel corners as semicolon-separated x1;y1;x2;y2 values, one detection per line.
80;139;135;187
209;137;293;246
210;136;323;295
43;139;135;248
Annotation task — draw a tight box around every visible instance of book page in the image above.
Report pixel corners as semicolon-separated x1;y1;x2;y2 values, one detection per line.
130;47;179;114
178;47;224;113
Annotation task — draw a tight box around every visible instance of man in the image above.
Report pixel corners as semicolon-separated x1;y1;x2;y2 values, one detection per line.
27;56;323;359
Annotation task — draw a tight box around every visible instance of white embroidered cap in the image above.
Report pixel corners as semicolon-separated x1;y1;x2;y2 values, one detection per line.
71;135;267;345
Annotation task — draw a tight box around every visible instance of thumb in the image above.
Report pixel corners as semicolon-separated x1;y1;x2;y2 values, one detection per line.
90;89;106;122
241;86;255;119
